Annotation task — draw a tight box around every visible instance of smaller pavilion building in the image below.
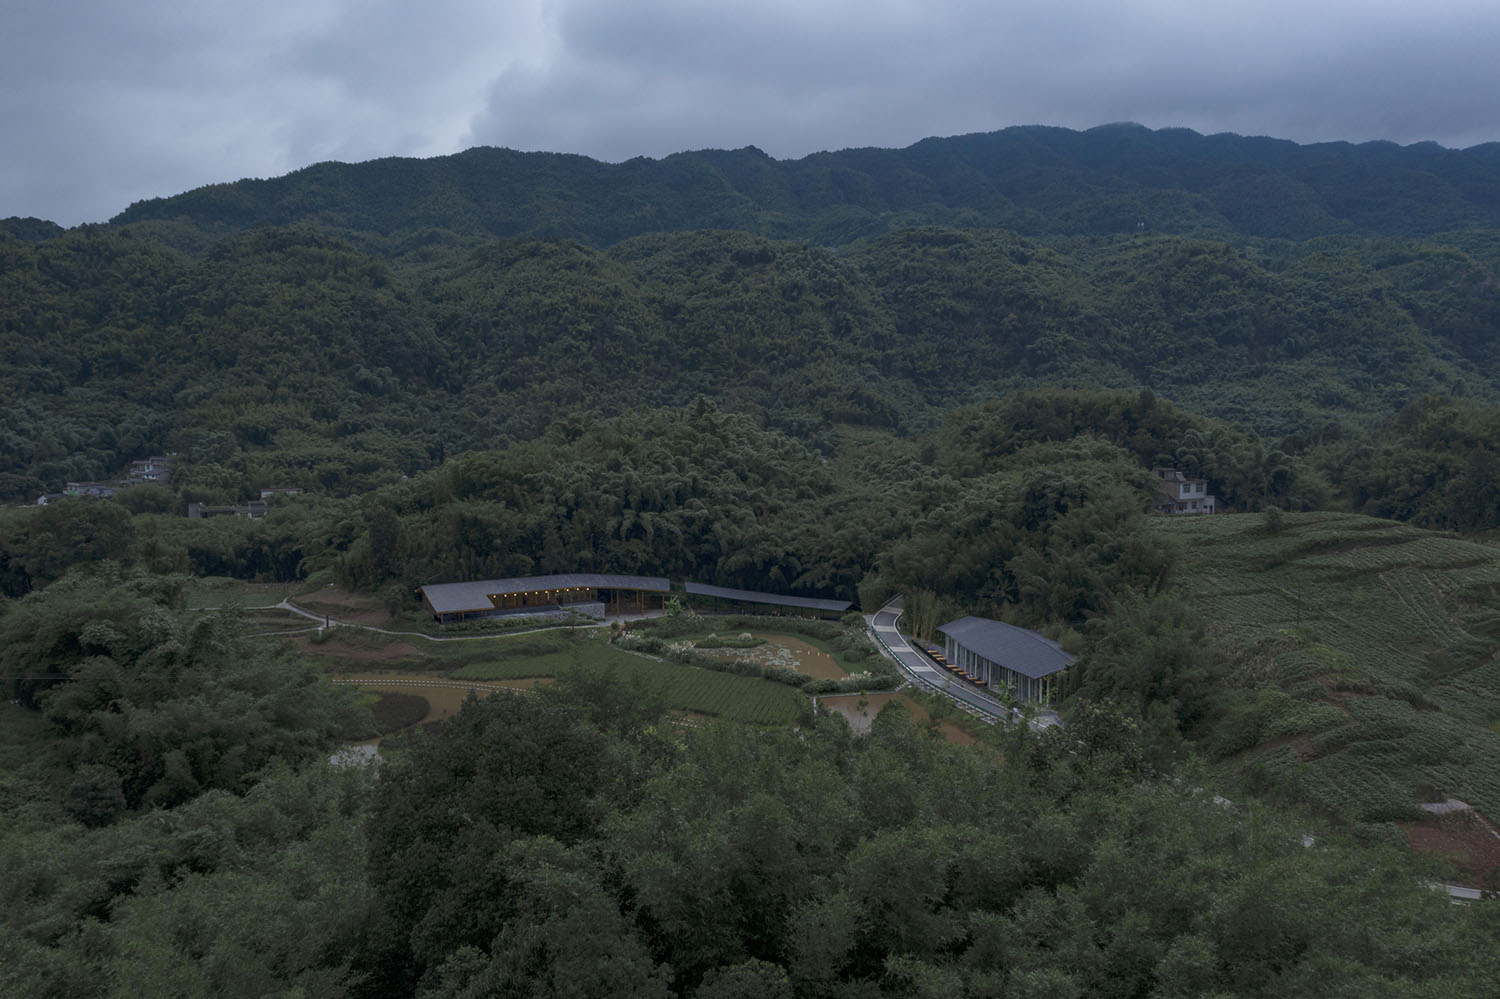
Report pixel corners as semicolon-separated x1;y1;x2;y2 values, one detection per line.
938;616;1075;704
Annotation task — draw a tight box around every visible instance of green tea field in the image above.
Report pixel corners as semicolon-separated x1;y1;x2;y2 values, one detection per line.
1161;512;1500;829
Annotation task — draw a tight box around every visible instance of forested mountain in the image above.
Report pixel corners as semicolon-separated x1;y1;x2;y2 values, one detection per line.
4;218;1499;509
105;124;1500;250
8;125;1500;996
4;128;1499;784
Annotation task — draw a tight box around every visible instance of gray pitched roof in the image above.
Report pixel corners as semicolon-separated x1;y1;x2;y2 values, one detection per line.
685;581;851;613
420;574;670;615
937;616;1075;679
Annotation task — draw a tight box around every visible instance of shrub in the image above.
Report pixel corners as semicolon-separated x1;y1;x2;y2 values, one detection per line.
628;612;709;639
697;633;766;649
656;643;815;690
435;610;597;635
1262;505;1287;534
615;634;667;655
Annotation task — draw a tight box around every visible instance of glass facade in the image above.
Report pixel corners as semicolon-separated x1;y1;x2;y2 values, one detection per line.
943;635;1063;704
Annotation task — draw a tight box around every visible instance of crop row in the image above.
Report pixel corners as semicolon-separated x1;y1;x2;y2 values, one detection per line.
1306;620;1422;685
1298;756;1417;822
1445;562;1500;590
1298;536;1493;574
1425;750;1500;825
1193;591;1289;631
1431;658;1500;707
1380;567;1472;650
1261;698;1345;740
1300;706;1484;815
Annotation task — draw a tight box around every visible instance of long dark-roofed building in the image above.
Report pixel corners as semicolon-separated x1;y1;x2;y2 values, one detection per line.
938;616;1075;704
420;574;670;623
684;581;852;619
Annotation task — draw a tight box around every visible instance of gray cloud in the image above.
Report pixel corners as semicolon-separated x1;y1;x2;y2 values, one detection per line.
470;0;1500;158
3;0;1498;226
1;0;526;225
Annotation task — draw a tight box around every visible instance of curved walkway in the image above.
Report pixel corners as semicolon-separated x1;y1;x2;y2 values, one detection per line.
866;595;1024;725
225;598;623;643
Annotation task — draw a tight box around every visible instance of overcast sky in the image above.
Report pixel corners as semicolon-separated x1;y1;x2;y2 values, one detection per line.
5;0;1499;227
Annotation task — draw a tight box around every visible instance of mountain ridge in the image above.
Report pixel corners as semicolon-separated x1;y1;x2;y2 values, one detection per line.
96;123;1500;251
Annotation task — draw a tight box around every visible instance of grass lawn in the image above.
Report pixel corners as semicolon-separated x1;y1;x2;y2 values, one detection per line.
230;598;839;730
180;576;292;610
238;608;314;633
453;633;810;725
291;586;394;627
645;614;880;675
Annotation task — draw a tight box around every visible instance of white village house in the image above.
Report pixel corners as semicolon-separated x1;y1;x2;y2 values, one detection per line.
1152;467;1216;515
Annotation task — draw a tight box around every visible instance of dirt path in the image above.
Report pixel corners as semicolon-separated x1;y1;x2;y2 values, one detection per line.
1405;807;1500;887
275;600;615;643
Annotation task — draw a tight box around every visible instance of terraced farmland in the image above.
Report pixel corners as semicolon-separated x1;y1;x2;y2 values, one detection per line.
1161;511;1500;827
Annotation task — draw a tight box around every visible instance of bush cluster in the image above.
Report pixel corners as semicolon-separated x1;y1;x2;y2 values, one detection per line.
695;633;766;649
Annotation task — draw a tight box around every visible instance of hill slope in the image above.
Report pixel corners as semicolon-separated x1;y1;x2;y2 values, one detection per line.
5;221;1500;502
106;124;1500;252
1165;511;1500;826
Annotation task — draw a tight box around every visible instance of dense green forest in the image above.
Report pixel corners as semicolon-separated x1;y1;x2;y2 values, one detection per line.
5;221;1500;514
0;393;1320;611
6;125;1500;995
6;608;1499;997
3;124;1500;512
100;124;1500;248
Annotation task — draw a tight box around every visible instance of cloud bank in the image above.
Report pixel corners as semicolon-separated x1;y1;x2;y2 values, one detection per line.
3;0;1498;226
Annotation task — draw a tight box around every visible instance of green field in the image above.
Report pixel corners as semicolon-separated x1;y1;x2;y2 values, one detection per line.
296;622;813;725
179;576;294;610
449;633;811;725
1161;512;1500;823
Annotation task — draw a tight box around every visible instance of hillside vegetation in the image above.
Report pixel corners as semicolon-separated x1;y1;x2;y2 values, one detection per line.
4;126;1500;513
1161;511;1500;823
104;124;1500;248
4;222;1500;517
6;125;1500;995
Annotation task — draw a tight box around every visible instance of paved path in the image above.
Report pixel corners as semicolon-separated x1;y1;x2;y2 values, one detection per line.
276;599;621;641
866;596;1020;724
223;598;622;643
